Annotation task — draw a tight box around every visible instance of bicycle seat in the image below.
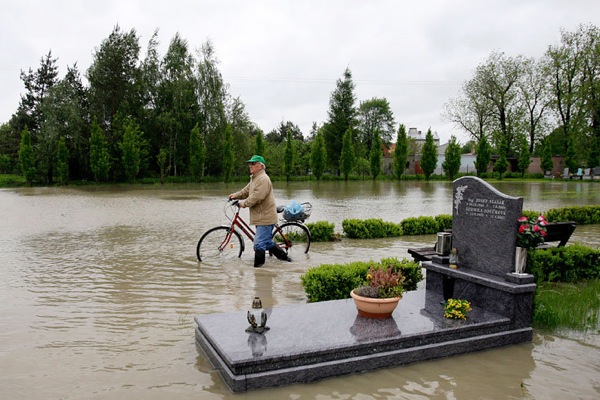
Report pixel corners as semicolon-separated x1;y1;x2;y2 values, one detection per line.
276;205;285;213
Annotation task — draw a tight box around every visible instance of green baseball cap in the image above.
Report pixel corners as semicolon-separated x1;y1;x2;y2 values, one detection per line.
246;155;266;165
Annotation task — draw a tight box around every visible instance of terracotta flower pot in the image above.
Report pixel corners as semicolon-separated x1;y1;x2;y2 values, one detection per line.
350;289;400;319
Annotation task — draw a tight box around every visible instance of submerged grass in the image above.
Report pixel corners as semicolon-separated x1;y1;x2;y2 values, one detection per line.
533;279;600;332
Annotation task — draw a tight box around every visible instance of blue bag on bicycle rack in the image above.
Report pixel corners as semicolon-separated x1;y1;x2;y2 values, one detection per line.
283;200;303;221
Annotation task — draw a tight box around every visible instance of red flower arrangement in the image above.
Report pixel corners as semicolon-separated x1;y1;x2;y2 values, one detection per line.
516;215;547;248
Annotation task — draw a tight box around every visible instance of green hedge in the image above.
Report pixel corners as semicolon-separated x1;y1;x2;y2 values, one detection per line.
305;221;336;242
300;257;423;302
544;205;600;225
342;218;402;239
528;245;600;283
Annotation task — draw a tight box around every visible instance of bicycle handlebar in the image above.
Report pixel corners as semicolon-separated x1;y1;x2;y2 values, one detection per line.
229;199;240;207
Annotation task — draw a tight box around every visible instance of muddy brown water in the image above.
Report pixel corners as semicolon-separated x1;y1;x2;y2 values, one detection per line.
1;180;599;399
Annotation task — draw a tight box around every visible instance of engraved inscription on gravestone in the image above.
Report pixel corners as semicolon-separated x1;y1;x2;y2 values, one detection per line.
452;177;523;276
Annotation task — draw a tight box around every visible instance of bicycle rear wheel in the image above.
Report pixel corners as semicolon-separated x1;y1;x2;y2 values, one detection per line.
197;226;244;262
273;222;311;256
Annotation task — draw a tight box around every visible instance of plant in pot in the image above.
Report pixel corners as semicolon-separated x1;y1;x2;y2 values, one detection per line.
515;215;547;273
350;266;405;318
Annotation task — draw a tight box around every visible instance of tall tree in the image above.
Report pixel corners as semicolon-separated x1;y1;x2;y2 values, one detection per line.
87;25;142;155
16;51;59;137
119;118;145;183
39;64;89;182
189;123;205;181
545;28;586;156
369;130;382;180
222;124;234;183
420;128;438;180
339;128;355;181
284;129;294;182
157;32;197;177
518;57;551;154
394;124;408;179
196;40;228;177
468;52;526;151
310;132;326;180
18;127;36;185
357;97;395;157
56;136;69;185
89;119;110;182
443;75;494;142
475;135;492;177
323;68;357;172
442;135;461;180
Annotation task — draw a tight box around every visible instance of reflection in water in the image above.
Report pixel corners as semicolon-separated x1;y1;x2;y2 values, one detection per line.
247;333;268;357
0;183;599;399
349;316;401;341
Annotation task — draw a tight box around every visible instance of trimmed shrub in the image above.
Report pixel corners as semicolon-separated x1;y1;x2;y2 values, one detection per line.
528;245;600;283
401;216;439;235
435;214;453;231
305;221;335;242
341;218;402;239
300;257;423;302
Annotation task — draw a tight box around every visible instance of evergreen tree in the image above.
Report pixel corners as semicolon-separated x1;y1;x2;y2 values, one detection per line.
284;129;294;182
120;118;145;183
369;130;382;180
56;136;69;185
494;137;509;179
89;120;110;182
255;130;265;156
222;124;234;183
394;124;408;180
442;135;461;180
310;132;326;180
189;123;205;181
540;139;554;174
339;128;355;181
323;68;357;172
18;127;36;185
356;157;370;179
565;135;578;172
16;51;59;136
517;136;531;177
420;128;438;180
475;135;492;177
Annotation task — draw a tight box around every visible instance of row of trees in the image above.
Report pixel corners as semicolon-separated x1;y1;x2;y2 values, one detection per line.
1;24;599;184
444;23;600;171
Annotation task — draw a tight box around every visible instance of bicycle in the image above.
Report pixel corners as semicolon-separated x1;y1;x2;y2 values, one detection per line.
196;199;312;262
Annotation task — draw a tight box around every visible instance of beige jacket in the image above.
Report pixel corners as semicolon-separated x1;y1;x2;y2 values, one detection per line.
232;169;278;226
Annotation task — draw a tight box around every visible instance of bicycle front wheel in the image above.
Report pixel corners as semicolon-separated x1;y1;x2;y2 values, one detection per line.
273;222;311;256
197;226;244;262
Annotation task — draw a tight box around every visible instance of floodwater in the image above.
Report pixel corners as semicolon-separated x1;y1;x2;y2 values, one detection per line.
1;180;599;400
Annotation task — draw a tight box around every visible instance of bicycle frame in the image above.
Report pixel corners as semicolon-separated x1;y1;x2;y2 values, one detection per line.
223;201;293;252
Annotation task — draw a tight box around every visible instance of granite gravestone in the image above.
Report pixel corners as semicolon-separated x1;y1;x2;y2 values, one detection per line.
452;176;523;276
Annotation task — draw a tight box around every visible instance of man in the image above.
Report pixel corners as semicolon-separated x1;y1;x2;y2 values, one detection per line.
228;155;291;267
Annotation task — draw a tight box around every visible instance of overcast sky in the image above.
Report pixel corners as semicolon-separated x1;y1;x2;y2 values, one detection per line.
2;1;600;144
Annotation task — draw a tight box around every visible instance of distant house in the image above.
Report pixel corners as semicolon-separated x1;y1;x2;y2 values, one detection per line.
407;127;440;148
